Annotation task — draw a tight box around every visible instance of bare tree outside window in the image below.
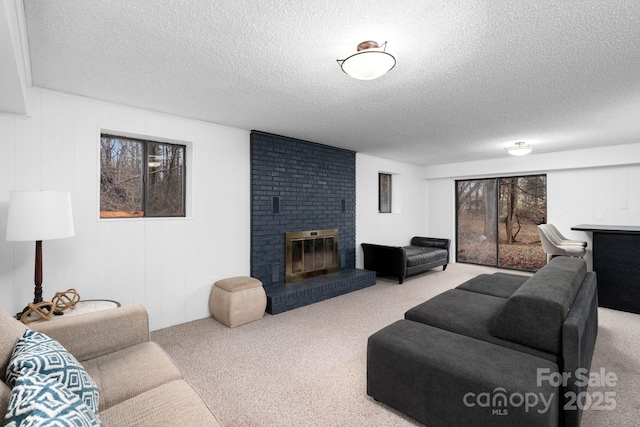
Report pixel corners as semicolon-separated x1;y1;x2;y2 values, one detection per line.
100;134;185;218
146;142;185;217
379;173;392;213
456;175;547;271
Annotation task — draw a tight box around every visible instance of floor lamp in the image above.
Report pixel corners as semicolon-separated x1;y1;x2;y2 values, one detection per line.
6;190;75;319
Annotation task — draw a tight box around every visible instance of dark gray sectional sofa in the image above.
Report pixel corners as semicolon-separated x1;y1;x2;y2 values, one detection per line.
367;257;598;427
361;237;450;284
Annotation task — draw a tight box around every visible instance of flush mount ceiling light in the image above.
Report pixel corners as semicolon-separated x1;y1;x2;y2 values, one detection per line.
505;141;533;156
337;41;396;80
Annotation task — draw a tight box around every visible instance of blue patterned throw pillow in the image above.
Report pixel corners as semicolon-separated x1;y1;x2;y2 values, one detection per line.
6;330;100;415
4;370;103;427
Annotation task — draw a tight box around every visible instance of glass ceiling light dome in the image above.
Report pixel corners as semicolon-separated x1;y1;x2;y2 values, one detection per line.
506;141;533;156
337;41;396;80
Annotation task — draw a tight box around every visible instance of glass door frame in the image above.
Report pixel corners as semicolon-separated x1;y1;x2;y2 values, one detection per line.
455;174;547;272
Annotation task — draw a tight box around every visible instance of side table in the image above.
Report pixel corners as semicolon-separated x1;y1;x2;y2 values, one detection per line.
52;299;121;319
22;299;121;324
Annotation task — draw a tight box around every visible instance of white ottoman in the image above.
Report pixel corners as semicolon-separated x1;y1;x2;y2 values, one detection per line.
209;276;266;328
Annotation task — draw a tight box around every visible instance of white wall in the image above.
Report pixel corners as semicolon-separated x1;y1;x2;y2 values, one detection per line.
3;89;638;329
355;153;428;267
0;0;29;116
426;178;454;246
422;143;640;270
0;88;250;330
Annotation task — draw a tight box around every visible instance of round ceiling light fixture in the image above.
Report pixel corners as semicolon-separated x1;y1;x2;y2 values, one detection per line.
337;41;396;80
506;141;533;156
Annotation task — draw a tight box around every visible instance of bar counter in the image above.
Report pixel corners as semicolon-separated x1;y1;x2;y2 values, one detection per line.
572;224;640;314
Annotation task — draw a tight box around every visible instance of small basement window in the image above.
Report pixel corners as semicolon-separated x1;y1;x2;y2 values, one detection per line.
379;173;392;213
100;133;186;218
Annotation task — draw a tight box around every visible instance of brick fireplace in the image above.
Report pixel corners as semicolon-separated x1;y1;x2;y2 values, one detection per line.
250;131;374;314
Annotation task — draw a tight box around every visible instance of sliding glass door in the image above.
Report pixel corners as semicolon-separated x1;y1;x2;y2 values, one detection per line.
456;175;547;271
456;179;498;266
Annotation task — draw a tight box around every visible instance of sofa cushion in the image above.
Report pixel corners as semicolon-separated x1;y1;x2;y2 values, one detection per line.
491;257;587;354
410;236;450;250
367;319;560;427
30;305;150;363
1;382;12;421
99;380;222;427
81;341;183;411
6;330;100;414
405;289;557;362
456;272;529;298
404;246;447;268
0;308;27;383
4;370;103;427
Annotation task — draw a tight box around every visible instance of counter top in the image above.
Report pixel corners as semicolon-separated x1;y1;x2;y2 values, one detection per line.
572;224;640;234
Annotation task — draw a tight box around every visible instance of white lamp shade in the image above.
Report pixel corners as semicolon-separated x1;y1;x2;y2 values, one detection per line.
6;191;75;241
340;51;396;80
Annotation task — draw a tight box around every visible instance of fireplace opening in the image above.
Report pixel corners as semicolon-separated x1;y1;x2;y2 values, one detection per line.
286;229;338;283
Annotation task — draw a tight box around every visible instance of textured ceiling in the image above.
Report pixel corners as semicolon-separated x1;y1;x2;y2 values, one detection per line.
21;0;640;165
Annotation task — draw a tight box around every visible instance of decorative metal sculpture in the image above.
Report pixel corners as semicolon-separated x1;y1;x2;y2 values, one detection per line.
52;288;81;312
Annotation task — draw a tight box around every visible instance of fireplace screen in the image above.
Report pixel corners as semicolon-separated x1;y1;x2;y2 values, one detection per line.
286;229;338;283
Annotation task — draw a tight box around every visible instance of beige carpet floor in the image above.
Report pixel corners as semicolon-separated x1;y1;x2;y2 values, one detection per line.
151;263;640;426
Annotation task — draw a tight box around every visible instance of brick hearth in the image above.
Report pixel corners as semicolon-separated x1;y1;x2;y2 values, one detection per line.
265;268;376;314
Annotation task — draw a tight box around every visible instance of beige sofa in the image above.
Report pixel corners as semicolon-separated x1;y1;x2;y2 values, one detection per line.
1;304;222;426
